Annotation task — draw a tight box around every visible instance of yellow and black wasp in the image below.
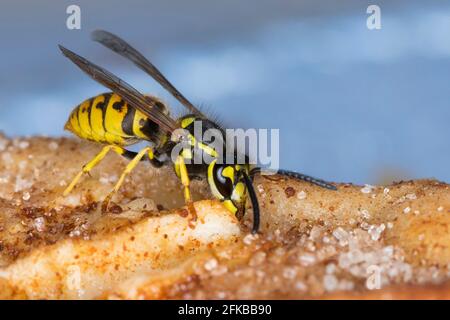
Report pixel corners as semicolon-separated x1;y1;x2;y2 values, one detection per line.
59;30;336;233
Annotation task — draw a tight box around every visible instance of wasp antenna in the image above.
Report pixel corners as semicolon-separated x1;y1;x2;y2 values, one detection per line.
249;167;262;178
242;171;260;234
250;167;337;191
277;169;337;190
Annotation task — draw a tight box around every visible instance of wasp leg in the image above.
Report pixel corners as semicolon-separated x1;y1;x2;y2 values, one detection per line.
102;147;154;211
121;149;164;167
63;145;127;196
175;155;196;219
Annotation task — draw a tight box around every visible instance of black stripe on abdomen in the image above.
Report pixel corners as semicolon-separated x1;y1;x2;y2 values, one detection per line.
96;93;111;133
121;103;136;136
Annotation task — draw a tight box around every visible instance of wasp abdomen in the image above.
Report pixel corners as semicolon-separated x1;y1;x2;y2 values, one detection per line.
65;92;165;146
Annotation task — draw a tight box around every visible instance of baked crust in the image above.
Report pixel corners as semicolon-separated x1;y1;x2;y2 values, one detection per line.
0;135;448;299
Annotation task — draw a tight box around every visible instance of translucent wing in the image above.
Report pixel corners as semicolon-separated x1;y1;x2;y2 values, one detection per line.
91;29;204;117
59;45;177;133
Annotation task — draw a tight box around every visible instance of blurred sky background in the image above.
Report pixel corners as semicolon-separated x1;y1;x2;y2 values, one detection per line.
0;0;449;184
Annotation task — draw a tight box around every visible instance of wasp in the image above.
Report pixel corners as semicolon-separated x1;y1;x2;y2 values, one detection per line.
59;30;337;234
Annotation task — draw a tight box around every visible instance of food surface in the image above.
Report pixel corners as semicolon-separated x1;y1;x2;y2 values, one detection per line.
0;135;449;299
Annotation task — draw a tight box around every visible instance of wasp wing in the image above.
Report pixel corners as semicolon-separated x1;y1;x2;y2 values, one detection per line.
91;29;204;117
59;45;177;133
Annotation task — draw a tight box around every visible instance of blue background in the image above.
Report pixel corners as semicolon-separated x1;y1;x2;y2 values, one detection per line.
0;0;448;184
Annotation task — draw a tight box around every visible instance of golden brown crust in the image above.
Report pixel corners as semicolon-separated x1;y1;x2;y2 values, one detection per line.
0;135;448;299
322;281;450;300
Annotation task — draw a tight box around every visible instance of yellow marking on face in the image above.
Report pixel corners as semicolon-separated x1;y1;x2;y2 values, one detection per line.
222;166;235;184
181;117;195;129
89;95;106;141
207;160;224;200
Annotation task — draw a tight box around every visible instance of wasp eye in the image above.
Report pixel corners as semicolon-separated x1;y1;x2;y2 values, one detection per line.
215;166;227;185
213;165;234;197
